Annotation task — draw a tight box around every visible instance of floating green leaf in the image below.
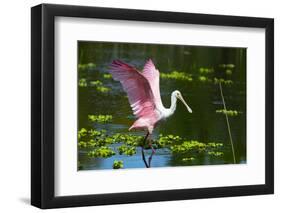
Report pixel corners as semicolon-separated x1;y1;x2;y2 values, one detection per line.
182;157;195;162
198;75;207;82
78;128;88;139
78;64;87;71
208;151;224;157
88;128;106;137
156;134;182;148
110;133;142;146
216;109;239;116
207;142;223;148
88;115;113;123
219;64;235;69
103;73;112;79
214;77;233;85
89;80;103;86
78;141;87;148
199;67;214;74
78;63;96;71
79;78;87;87
96;86;110;93
87;62;96;69
170;140;207;154
88;146;115;158
89;80;111;93
170;140;224;156
160;71;193;81
113;160;123;169
225;69;232;75
118;145;136;156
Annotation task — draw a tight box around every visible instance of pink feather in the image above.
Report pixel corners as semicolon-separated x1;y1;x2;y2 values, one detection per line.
109;59;161;133
142;59;163;108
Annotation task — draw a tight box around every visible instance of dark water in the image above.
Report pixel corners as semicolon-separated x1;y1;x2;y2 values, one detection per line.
78;41;246;170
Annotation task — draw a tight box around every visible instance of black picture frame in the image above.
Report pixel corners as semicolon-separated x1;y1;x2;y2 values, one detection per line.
31;3;274;209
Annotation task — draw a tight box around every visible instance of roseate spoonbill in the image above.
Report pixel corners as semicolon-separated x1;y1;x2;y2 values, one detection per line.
109;59;192;167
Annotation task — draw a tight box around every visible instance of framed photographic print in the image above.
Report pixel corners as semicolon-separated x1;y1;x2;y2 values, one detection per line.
31;3;274;209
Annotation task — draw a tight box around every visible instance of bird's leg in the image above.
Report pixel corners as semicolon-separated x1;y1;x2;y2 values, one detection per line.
148;136;156;168
141;132;149;168
141;146;149;168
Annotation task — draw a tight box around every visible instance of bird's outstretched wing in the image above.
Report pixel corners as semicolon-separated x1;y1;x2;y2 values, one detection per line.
109;60;155;118
142;59;163;107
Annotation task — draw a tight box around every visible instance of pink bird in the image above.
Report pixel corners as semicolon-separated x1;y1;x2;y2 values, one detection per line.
109;59;192;167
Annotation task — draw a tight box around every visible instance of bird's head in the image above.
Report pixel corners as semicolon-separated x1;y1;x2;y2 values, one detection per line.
173;90;192;113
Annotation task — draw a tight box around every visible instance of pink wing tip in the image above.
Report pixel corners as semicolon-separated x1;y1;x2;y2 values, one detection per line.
111;59;124;66
110;59;134;69
147;58;153;63
146;58;155;67
109;60;125;72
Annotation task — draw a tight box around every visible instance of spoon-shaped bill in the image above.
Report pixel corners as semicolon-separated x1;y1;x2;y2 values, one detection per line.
178;94;192;113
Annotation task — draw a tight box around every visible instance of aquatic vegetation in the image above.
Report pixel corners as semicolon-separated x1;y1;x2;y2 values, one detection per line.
216;109;239;116
219;64;235;69
225;69;232;75
89;80;103;86
78;128;109;148
88;114;113;123
103;73;112;79
96;86;111;93
160;71;193;81
78;63;97;71
198;75;208;82
170;140;223;155
79;125;225;168
182;157;195;162
78;64;86;71
79;113;225;167
88;146;115;158
170;140;207;153
78;127;144;149
79;126;224;158
79;78;111;93
78;141;87;148
87;137;116;148
89;80;111;93
87;62;96;69
118;145;136;156
156;134;182;148
78;121;225;167
80;78;111;92
214;77;233;85
199;67;214;74
110;133;143;146
78;78;87;87
207;142;223;148
208;151;224;157
86;139;100;148
88;128;107;137
78;128;88;139
113;160;124;169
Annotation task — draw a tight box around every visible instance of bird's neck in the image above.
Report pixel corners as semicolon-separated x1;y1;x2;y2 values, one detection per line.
166;93;177;117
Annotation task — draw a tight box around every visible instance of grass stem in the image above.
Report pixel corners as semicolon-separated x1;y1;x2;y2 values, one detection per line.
219;82;236;164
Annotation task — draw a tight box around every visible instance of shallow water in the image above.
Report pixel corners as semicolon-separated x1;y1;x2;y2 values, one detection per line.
78;41;246;170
